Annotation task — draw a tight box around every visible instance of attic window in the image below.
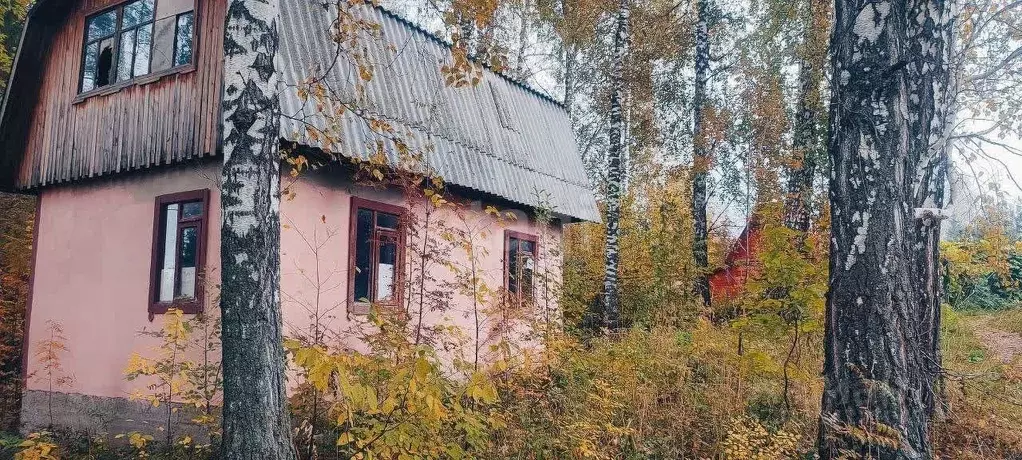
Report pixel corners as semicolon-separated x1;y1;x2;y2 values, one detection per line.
80;0;195;94
489;82;516;131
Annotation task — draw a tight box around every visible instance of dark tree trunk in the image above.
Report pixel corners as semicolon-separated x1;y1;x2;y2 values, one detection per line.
819;0;953;457
514;0;531;79
691;0;710;307
563;47;576;115
601;0;629;330
219;0;296;457
784;0;828;234
561;0;576;118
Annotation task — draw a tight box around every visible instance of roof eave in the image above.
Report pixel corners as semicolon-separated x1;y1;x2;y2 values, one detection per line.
0;0;57;191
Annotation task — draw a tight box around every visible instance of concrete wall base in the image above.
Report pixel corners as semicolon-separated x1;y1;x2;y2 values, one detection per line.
20;390;208;440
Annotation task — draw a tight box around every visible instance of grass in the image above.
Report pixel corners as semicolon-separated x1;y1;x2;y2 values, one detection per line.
980;303;1022;335
934;307;1022;458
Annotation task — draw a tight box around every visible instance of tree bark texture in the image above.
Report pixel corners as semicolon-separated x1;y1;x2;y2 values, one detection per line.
905;0;955;418
784;64;820;233
561;0;577;117
784;0;829;234
219;0;296;457
819;0;954;457
691;0;710;307
601;0;629;330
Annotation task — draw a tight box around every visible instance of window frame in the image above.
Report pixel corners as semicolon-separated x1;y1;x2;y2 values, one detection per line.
169;10;196;67
504;230;538;299
80;5;121;91
148;189;209;319
347;197;407;315
77;0;198;100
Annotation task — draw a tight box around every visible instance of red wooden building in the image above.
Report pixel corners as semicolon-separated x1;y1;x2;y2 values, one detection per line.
708;216;764;302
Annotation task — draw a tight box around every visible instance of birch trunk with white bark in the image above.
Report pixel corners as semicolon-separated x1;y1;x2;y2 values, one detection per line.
219;0;296;457
784;64;819;234
905;0;956;418
784;0;828;234
602;0;629;330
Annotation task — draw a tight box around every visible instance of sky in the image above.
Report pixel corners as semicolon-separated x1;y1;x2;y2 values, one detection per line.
959;138;1022;198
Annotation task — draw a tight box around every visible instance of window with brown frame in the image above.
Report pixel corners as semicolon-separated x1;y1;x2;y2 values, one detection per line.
348;197;406;313
80;0;195;94
505;230;537;299
149;189;209;318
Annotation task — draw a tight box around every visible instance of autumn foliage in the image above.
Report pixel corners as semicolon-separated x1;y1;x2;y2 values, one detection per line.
0;193;33;432
3;0;1022;457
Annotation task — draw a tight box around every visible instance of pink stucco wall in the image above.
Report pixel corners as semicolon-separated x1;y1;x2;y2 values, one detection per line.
24;163;562;399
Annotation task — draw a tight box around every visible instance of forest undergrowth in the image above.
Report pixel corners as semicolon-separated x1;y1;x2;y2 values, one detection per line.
2;188;1021;459
5;308;1022;459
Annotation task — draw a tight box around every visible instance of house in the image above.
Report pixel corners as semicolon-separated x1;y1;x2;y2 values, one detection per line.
708;216;763;302
0;0;599;434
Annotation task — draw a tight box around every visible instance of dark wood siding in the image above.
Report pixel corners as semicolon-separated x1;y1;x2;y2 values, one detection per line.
9;0;224;189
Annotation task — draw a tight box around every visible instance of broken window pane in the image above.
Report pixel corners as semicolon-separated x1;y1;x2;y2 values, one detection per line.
96;37;115;87
81;42;99;92
82;0;188;93
134;23;153;77
178;226;197;299
87;10;117;42
117;29;136;81
159;204;179;302
173;12;193;67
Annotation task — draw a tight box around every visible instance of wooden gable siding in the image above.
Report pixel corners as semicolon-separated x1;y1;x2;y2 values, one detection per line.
13;0;225;189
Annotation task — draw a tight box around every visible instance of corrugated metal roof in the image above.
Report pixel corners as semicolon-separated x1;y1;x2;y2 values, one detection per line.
277;1;601;222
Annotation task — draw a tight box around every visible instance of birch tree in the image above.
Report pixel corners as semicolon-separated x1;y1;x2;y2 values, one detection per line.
602;0;629;330
819;0;954;456
691;0;711;307
219;0;297;457
907;0;956;419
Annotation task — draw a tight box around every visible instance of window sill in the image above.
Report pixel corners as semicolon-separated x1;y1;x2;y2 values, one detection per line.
348;301;401;316
149;298;202;321
73;64;196;105
350;301;372;316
